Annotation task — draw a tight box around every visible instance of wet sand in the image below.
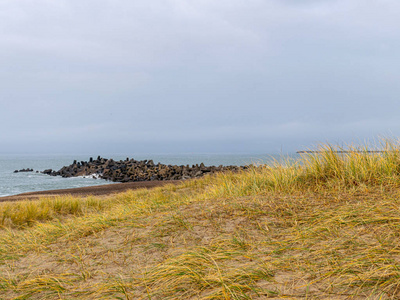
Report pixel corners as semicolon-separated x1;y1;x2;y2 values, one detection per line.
0;180;182;202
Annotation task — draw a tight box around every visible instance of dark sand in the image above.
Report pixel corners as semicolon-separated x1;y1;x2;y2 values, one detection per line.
0;180;182;202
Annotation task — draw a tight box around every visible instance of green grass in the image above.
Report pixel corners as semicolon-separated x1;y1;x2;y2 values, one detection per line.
2;139;400;298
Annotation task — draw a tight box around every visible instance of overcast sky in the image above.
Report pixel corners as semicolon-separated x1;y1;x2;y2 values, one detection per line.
1;0;400;155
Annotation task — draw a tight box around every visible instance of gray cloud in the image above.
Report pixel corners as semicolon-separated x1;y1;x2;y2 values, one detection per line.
1;0;400;154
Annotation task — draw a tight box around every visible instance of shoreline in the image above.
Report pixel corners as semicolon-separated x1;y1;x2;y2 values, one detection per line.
0;180;182;202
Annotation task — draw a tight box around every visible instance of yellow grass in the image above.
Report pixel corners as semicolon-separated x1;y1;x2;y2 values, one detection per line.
2;139;400;299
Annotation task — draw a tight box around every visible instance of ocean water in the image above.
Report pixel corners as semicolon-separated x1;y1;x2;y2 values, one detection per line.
0;153;292;197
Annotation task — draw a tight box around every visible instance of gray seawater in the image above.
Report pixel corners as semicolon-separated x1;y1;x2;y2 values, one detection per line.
0;153;294;197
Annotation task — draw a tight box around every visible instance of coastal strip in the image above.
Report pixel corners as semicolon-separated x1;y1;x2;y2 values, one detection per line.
0;180;181;202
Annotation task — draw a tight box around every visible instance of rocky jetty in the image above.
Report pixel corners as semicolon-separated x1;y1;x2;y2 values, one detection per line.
41;156;248;183
13;168;34;173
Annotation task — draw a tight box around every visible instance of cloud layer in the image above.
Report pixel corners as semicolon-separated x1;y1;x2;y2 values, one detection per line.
1;0;400;154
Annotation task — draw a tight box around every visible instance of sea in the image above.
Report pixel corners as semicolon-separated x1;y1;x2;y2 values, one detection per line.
0;153;295;197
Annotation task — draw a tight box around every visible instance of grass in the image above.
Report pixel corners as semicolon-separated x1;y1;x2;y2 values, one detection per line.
2;139;400;298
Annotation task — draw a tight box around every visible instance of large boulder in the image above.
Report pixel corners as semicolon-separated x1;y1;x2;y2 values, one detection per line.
42;169;53;175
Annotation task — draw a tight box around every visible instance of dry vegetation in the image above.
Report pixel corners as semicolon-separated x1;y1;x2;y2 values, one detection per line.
2;141;400;299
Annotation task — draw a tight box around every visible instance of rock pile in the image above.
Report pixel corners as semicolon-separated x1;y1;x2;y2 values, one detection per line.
13;168;34;173
41;156;248;182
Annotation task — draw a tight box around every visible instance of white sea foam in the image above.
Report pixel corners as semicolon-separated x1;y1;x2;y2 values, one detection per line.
78;173;102;179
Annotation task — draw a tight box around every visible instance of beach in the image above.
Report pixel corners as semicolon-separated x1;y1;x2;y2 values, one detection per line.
0;180;181;202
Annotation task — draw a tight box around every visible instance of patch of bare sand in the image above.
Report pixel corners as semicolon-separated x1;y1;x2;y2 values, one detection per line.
0;180;182;202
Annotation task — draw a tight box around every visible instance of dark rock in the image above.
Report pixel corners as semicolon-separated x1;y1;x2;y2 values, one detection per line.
14;168;34;173
40;156;248;183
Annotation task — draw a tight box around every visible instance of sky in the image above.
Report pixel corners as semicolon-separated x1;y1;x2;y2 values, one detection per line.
1;0;400;155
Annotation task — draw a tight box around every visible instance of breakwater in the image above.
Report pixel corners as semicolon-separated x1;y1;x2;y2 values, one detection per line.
41;156;248;182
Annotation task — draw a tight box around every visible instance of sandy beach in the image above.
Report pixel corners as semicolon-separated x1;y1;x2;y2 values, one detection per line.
0;180;182;202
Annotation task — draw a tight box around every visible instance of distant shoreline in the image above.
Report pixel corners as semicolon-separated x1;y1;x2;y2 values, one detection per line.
0;180;182;202
297;150;388;154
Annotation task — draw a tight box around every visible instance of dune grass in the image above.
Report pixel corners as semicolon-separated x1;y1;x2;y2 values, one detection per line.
2;140;400;298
